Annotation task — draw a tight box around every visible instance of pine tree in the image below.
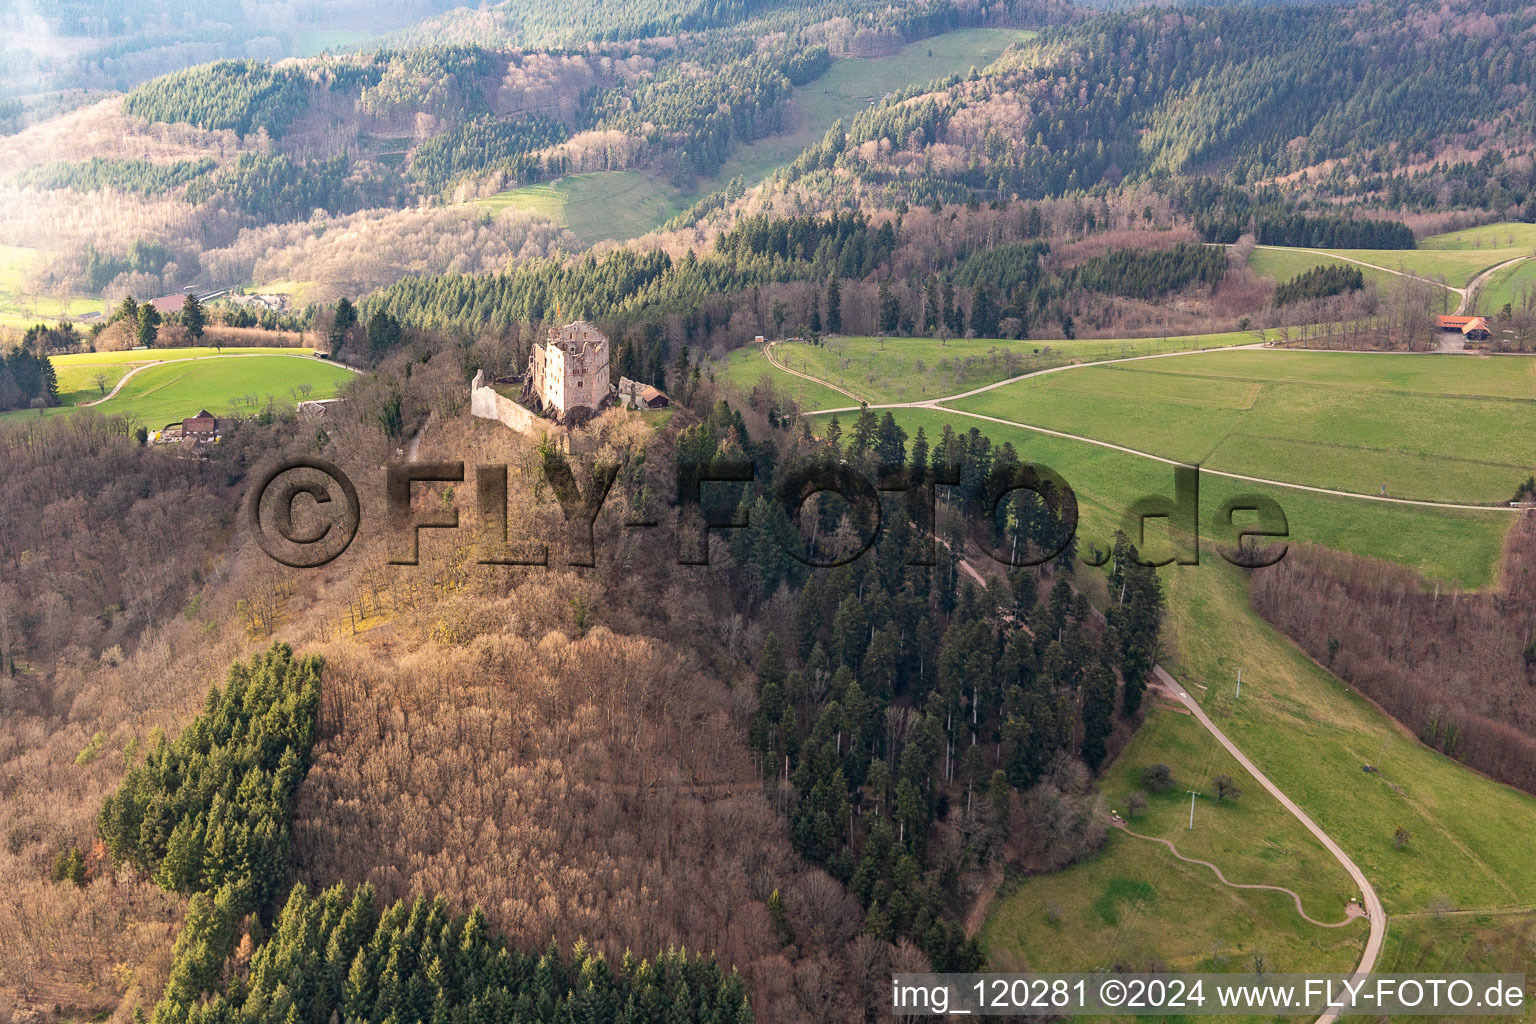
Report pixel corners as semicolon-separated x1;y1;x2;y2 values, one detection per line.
329;297;358;351
877;278;900;333
137;303;161;347
825;274;841;334
116;294;139;325
1079;665;1116;771
181;293;206;342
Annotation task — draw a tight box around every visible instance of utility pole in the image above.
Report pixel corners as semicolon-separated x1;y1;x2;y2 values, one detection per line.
1236;666;1242;699
1188;790;1198;829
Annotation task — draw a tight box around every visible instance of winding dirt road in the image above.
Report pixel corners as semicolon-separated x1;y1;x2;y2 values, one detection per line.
1153;666;1386;1024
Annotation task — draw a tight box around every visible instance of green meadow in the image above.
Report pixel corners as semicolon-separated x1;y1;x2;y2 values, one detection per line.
947;348;1536;504
479;171;688;245
1473;258;1536;314
707;28;1035;194
717;343;855;412
49;346;317;406
0;244;101;328
1419;221;1536;251
723;330;1269;409
1313;246;1524;288
982;711;1367;976
1249;242;1522;290
11;351;352;426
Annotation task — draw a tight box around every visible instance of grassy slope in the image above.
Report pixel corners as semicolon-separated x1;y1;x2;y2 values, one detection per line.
50;346;316;405
1473;258;1536;314
1246;247;1456;305
1313;246;1525;288
948;349;1536;504
804;403;1534;975
479;171;687;245
478;28;1034;243
722;330;1270;408
10;353;350;425
1419;222;1536;251
706;28;1035;194
717;343;853;412
983;707;1367;976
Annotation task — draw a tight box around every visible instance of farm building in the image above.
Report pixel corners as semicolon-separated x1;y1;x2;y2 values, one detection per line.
147;294;190;316
1435;314;1494;339
527;320;612;423
180;409;234;442
617;377;670;410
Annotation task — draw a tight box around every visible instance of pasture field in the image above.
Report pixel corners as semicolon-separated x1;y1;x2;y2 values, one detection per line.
1246;246;1456;305
810;405;1536;974
1419;221;1536;251
724;329;1268;408
9;352;351;426
479;171;686;245
477;29;1033;242
49;346;316;405
1380;909;1536;987
1473;258;1536;314
706;29;1034;193
1289;246;1523;288
948;349;1536;504
717;343;854;412
1248;243;1522;290
982;710;1366;976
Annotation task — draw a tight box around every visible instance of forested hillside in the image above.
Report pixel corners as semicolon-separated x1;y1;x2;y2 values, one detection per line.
785;0;1536;206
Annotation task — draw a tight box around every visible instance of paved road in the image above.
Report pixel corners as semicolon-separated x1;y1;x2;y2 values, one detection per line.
1154;665;1386;1024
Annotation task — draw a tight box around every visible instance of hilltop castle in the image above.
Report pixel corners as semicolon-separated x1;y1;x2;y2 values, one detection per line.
527;320;611;423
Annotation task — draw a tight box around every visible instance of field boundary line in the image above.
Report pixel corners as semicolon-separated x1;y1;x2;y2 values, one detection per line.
918;403;1521;511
